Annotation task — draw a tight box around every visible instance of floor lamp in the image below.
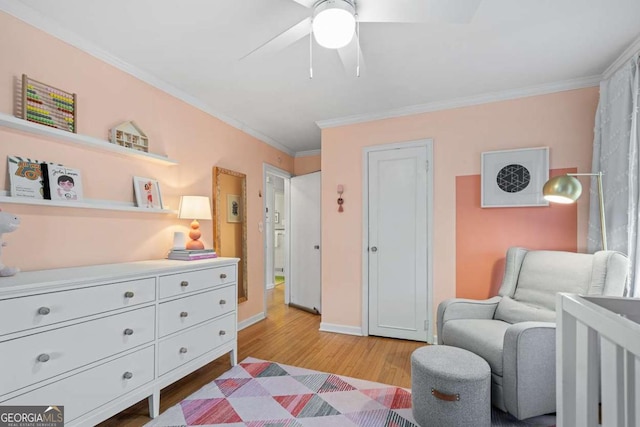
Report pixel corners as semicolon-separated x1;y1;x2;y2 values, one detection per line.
542;172;607;251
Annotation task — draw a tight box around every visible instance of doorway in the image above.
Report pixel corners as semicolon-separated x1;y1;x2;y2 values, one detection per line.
263;164;291;316
289;171;321;314
362;139;434;342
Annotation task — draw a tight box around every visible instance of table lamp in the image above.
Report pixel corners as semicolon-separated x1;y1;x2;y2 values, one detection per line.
542;172;607;250
178;196;212;250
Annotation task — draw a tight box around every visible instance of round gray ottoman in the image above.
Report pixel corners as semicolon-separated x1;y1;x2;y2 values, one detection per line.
411;345;491;427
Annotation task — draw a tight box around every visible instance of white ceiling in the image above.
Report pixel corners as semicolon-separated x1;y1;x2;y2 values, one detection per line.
4;0;640;155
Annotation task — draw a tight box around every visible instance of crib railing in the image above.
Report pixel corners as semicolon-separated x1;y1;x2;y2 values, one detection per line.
557;293;640;427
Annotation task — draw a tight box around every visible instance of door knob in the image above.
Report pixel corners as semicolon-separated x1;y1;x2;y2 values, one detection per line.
314;245;320;249
371;246;378;252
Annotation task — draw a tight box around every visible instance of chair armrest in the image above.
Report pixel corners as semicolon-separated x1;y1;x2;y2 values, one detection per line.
503;321;556;420
437;296;501;344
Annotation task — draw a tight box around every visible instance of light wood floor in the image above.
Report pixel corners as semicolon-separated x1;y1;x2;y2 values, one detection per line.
100;284;425;426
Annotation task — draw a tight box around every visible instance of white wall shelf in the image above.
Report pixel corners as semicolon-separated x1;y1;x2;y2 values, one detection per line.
0;194;175;214
0;113;178;166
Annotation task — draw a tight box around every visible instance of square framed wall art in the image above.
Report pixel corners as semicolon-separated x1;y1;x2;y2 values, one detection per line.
481;147;549;208
133;176;163;209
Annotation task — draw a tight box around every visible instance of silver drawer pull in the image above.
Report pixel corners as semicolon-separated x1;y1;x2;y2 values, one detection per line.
219;330;226;336
219;299;226;305
37;353;50;363
180;311;188;318
220;273;227;279
180;281;189;287
179;347;188;354
123;371;133;380
37;307;51;315
124;291;135;298
123;328;134;336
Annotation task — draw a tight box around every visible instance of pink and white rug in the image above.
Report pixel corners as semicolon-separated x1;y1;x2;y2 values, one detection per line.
145;357;555;426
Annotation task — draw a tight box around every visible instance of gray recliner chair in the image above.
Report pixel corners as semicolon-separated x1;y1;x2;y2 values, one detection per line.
437;247;628;420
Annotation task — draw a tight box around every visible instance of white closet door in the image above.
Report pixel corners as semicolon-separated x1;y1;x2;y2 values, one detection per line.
368;146;429;341
290;171;321;313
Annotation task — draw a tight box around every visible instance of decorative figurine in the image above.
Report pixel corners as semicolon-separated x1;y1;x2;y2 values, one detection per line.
0;209;20;277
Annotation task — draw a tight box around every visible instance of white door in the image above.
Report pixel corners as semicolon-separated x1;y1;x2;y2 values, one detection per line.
290;171;321;314
367;145;429;341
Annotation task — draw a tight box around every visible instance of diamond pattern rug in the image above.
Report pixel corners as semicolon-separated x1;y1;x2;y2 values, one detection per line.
145;357;556;426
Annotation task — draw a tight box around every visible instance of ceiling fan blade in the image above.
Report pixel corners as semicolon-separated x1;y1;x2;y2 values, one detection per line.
241;17;311;61
357;0;481;24
337;37;366;77
289;0;315;8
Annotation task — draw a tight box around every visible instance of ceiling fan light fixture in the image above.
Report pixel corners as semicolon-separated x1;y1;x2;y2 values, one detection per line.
312;0;356;49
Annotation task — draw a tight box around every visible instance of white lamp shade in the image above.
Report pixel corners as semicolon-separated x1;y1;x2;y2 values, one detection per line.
178;196;212;220
313;0;356;49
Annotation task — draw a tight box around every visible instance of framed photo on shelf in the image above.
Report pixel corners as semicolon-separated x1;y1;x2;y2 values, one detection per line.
481;147;549;208
227;194;242;223
133;176;163;209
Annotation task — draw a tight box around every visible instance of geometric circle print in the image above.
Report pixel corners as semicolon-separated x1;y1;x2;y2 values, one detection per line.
496;164;530;193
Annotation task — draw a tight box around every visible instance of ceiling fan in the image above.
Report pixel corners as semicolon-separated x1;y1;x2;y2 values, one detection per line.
241;0;483;76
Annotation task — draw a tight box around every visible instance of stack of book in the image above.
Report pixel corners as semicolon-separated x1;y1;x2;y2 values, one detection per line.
167;249;217;261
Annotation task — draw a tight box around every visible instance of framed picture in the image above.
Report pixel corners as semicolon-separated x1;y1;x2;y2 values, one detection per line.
227;194;242;223
481;147;549;208
133;176;163;209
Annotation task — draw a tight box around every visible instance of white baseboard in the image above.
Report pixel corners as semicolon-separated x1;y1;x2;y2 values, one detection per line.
319;322;364;336
266;283;275;290
238;312;266;331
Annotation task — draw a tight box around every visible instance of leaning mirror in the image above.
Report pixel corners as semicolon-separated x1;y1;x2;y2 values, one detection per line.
213;167;248;303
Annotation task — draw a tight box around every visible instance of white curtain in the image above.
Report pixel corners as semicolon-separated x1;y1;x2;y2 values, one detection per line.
589;54;640;296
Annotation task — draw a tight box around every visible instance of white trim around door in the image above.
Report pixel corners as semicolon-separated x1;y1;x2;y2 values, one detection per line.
361;139;434;343
263;164;292;316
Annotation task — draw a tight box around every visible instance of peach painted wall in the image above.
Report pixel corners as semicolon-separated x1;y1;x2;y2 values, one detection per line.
321;88;598;330
0;12;293;323
294;154;321;175
456;168;578;300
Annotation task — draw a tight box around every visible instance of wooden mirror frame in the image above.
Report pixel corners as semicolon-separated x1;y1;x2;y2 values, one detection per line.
213;167;248;303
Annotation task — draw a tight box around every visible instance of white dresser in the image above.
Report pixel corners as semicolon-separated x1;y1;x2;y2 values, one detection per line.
0;257;239;426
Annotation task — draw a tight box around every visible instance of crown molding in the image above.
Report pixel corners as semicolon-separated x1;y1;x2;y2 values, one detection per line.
294;149;321;157
602;34;640;80
4;1;623;149
316;75;601;129
0;1;296;157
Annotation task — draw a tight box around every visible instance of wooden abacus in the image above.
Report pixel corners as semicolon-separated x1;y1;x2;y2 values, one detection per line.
21;74;77;133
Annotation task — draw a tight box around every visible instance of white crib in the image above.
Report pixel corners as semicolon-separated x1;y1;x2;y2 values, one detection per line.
557;293;640;427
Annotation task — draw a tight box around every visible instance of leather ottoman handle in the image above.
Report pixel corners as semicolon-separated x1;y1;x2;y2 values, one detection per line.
431;388;460;401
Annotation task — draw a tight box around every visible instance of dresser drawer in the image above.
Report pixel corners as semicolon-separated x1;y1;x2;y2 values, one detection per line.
159;313;236;375
0;277;155;336
158;265;236;299
158;285;236;337
0;306;155;396
2;346;154;423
